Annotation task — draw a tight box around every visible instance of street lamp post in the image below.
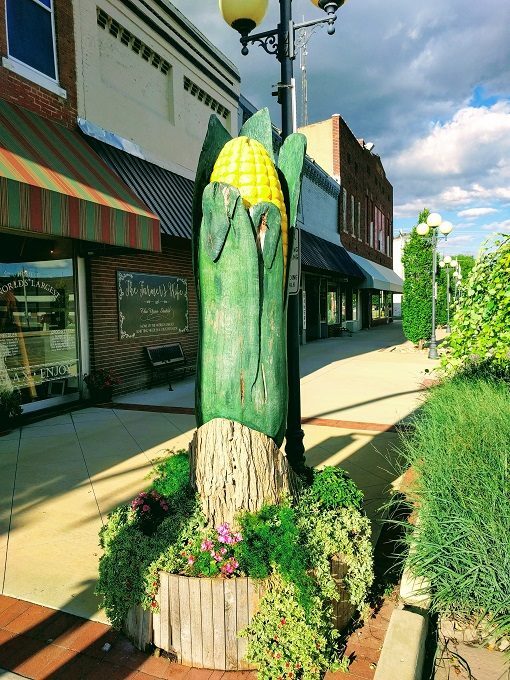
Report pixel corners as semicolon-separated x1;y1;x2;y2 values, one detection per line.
452;263;462;301
439;255;453;333
416;213;453;359
219;0;347;472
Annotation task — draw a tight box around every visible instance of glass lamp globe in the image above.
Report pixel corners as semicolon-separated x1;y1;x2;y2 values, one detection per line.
439;260;446;268
443;255;452;264
439;220;453;235
451;259;458;268
416;222;430;236
427;212;442;228
219;0;268;33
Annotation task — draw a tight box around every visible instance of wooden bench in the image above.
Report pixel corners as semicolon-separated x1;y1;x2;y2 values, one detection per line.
145;343;194;391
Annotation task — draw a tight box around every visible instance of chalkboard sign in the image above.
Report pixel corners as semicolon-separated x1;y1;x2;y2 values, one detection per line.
117;271;188;340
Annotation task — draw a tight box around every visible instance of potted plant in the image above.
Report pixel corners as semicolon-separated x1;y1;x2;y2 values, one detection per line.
84;368;121;404
0;388;22;431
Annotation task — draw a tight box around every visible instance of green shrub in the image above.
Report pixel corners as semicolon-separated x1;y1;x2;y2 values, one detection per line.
400;376;510;638
96;459;373;678
96;452;201;627
402;209;434;345
0;389;22;419
443;233;510;379
241;469;373;679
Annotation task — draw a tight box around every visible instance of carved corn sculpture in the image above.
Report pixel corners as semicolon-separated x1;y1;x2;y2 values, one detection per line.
192;109;306;446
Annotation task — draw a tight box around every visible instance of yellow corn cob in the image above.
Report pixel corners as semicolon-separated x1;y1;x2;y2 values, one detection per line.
210;136;288;273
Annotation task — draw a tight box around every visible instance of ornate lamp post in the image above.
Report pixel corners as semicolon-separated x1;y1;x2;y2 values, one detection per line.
219;0;347;471
416;213;453;359
452;262;462;300
438;255;454;333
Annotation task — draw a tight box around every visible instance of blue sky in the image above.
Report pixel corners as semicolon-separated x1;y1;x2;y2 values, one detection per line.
170;0;510;257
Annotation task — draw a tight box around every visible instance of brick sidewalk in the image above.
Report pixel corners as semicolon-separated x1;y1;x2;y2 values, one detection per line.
0;593;397;679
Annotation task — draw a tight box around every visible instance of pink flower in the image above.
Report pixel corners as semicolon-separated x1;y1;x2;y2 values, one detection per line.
213;552;223;562
142;504;150;512
188;556;195;565
220;547;227;555
201;539;214;552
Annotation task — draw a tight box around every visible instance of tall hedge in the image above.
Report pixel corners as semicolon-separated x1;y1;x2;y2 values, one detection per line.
444;233;510;377
402;210;433;344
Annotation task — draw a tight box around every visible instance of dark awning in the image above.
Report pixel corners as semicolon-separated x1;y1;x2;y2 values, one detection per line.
0;101;160;251
300;229;365;280
349;252;403;293
86;138;193;240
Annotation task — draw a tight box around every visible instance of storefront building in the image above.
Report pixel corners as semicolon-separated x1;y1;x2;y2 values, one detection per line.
0;99;160;412
298;114;403;327
70;0;240;395
348;253;404;328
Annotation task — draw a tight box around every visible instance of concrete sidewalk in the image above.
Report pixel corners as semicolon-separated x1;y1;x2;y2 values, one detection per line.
0;323;439;625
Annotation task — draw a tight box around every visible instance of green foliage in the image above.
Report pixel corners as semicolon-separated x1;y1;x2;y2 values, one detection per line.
400;376;510;640
97;459;373;677
0;389;22;419
242;470;373;678
151;452;191;498
402;209;433;344
436;254;475;329
96;451;201;628
443;234;510;378
305;466;364;511
235;503;312;602
455;254;476;280
240;573;340;680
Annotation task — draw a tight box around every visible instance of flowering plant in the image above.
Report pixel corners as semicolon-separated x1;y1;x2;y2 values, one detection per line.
184;523;242;578
84;368;121;391
131;490;170;535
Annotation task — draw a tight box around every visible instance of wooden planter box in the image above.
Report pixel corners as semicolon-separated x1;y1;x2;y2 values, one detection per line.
125;556;354;670
126;573;265;670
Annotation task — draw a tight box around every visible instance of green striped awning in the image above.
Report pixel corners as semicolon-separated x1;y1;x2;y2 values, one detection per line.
0;100;161;251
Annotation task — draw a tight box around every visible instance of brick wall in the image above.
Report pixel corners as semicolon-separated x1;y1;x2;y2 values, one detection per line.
333;115;393;267
87;236;198;395
0;0;77;127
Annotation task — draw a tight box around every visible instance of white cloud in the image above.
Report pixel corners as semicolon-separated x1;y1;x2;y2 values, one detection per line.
481;219;510;232
392;103;510;179
457;207;498;218
444;235;476;244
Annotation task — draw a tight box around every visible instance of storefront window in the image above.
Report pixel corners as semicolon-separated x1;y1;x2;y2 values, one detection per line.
0;237;79;406
352;291;358;321
327;285;338;325
371;293;380;319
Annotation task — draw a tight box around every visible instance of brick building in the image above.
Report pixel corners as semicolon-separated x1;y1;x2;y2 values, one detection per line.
299;115;402;328
0;0;77;127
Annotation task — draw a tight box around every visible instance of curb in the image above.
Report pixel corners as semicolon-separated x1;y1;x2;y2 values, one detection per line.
373;608;428;680
374;553;432;680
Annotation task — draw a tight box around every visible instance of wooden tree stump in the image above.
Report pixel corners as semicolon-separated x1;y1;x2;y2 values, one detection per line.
190;418;298;527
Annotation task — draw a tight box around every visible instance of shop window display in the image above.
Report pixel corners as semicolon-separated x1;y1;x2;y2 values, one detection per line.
0;236;79;406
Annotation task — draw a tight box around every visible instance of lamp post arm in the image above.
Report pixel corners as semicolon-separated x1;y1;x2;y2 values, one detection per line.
294;14;337;32
240;10;338;56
